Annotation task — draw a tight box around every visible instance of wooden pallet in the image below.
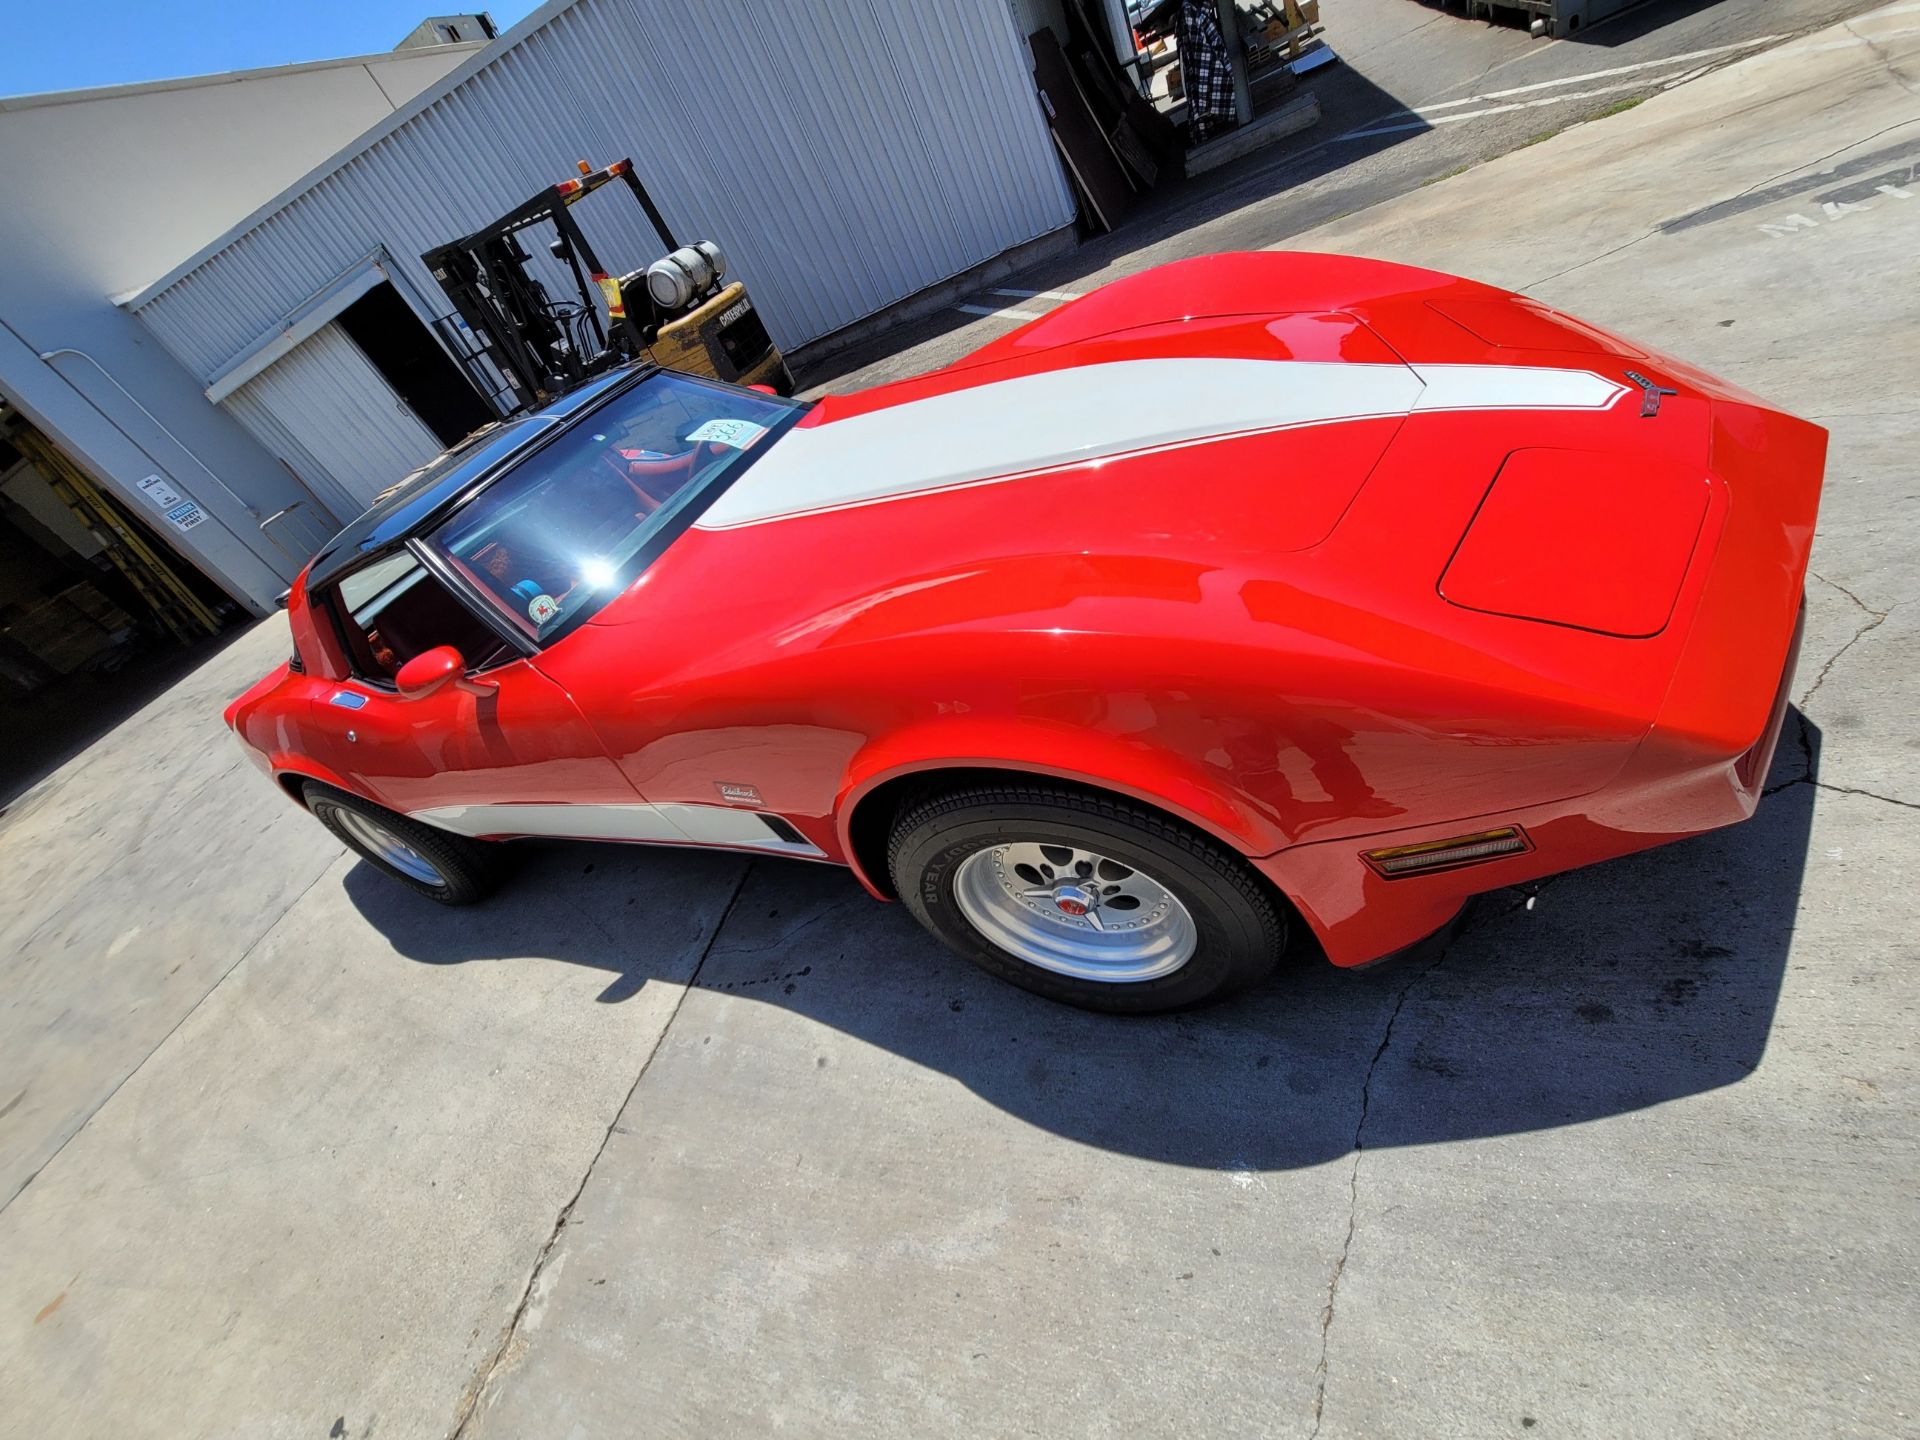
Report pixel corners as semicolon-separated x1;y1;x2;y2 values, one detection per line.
1243;0;1323;72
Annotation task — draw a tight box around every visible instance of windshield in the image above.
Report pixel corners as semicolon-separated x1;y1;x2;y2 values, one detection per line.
427;372;800;640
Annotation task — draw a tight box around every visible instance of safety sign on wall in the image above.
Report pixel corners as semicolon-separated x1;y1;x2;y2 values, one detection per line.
137;474;206;532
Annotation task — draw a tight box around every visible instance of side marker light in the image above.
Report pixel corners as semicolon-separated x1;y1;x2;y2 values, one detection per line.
1363;827;1530;877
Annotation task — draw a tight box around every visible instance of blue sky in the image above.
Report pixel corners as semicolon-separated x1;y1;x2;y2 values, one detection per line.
0;1;544;98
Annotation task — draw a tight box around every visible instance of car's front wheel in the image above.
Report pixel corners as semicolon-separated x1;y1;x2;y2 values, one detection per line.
888;783;1286;1013
303;781;500;905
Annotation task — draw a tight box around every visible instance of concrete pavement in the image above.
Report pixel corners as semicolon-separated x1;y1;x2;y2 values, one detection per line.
0;629;340;1207
2;6;1916;1437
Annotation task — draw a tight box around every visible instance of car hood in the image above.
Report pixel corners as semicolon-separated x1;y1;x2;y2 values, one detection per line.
694;350;1628;537
693;257;1639;542
592;252;1686;641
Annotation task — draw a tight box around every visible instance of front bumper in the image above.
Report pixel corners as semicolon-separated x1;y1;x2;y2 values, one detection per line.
1263;396;1821;969
1262;592;1807;970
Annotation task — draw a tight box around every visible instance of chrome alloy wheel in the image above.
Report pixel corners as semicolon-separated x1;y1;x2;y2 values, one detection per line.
951;841;1198;982
333;806;446;886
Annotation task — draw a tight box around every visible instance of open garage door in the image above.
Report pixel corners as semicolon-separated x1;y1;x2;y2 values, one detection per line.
223;319;447;515
0;408;234;805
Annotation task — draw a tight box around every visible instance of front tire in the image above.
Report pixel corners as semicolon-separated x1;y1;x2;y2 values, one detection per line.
303;781;500;905
888;784;1285;1013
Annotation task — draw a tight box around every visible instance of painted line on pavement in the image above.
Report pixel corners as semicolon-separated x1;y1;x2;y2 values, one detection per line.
1413;34;1779;112
1343;6;1920;143
1336;34;1780;141
1340;72;1700;139
956;288;1083;322
957;304;1048;320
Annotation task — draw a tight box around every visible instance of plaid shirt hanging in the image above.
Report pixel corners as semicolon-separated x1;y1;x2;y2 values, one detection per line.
1178;0;1238;143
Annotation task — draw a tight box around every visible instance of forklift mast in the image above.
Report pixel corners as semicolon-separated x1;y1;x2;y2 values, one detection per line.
424;159;787;418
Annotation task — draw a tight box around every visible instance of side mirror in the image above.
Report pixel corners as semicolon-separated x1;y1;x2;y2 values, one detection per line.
394;645;464;700
746;383;778;396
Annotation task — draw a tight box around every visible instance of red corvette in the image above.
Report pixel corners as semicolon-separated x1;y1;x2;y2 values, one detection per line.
225;252;1822;1012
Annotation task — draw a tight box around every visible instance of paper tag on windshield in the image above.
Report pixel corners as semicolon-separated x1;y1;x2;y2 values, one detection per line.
528;594;560;624
688;417;767;449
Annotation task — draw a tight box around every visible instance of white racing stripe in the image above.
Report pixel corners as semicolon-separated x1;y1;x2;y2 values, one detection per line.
697;358;1628;531
1413;364;1629;413
411;800;826;855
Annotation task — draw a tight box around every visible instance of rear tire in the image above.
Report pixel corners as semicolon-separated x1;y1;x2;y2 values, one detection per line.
888;784;1285;1013
303;781;500;906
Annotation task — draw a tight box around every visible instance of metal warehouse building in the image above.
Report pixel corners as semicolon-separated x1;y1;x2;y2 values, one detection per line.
113;0;1075;613
0;31;493;683
0;0;1077;676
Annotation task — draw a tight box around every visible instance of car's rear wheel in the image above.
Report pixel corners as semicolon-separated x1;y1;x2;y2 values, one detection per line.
303;781;500;905
888;784;1285;1013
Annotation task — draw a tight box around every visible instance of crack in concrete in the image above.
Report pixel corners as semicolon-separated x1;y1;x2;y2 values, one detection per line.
1790;779;1920;811
1846;16;1920;101
1762;708;1916;810
1809;569;1888;620
701;894;866;959
1764;712;1917;811
1765;770;1920;811
1523;221;1665;288
1815;781;1920;811
1800;571;1892;709
1763;707;1820;795
446;862;755;1440
1307;879;1559;1436
1306;997;1406;1439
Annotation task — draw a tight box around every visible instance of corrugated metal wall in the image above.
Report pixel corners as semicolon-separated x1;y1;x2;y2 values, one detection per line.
132;0;1074;390
224;323;445;513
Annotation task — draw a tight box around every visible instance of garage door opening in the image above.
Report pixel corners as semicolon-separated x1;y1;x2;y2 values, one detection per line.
0;408;238;808
335;282;491;447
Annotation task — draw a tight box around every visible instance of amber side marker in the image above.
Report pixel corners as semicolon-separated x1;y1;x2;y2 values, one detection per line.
1363;826;1531;878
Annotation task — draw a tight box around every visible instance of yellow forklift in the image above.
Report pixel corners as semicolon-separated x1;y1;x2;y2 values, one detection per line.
423;158;790;416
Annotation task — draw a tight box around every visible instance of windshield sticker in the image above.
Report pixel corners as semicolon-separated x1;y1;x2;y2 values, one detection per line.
687;417;768;449
528;593;560;625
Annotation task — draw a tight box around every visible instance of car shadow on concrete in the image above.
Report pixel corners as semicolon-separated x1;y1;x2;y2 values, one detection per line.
346;715;1819;1173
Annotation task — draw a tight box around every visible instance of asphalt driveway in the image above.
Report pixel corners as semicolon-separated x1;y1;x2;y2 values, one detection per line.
2;8;1916;1437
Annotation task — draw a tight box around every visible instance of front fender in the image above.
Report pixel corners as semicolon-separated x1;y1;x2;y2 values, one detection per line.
267;755;361;807
834;715;1290;897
